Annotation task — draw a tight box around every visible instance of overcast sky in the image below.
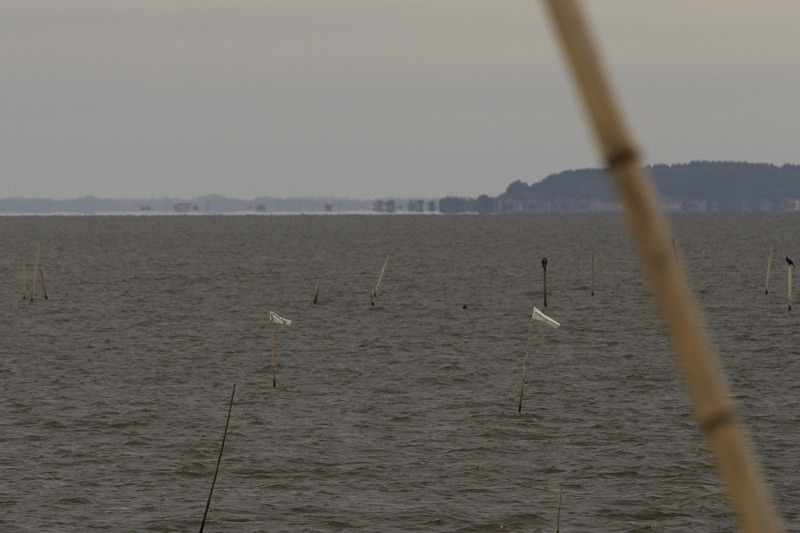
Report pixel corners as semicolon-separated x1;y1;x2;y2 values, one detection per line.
2;1;799;200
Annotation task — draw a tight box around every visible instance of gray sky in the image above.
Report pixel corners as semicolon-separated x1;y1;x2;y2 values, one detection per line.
2;1;799;200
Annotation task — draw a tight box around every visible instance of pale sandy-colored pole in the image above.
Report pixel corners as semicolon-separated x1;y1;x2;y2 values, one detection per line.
542;1;784;530
40;269;48;300
517;310;536;412
375;254;389;296
21;258;27;300
30;241;40;302
556;484;563;533
765;244;774;295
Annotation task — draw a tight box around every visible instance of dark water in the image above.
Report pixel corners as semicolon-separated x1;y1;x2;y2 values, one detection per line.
2;213;799;532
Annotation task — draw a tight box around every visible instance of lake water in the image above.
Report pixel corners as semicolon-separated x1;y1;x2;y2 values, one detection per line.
2;213;799;532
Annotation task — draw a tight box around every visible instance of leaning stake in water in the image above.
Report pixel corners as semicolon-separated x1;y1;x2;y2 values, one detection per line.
269;311;293;387
30;240;40;302
543;1;784;529
40;269;48;300
374;254;389;297
199;383;236;533
313;279;320;304
591;247;595;296
518;306;560;412
765;244;774;295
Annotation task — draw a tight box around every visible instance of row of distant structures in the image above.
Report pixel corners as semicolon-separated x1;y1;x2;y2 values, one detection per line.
166;196;800;214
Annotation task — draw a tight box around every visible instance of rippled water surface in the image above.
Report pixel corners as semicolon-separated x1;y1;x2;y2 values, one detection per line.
2;213;799;532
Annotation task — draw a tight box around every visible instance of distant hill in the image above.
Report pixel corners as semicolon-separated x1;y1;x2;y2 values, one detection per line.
456;161;800;213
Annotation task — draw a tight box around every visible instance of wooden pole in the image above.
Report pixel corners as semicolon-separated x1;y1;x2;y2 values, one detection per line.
765;244;774;295
313;279;320;304
270;316;277;387
518;310;536;412
542;1;784;530
40;269;48;300
591;247;595;296
21;258;27;300
375;254;389;296
556;484;563;533
199;383;236;533
788;264;792;311
541;257;548;307
30;240;40;302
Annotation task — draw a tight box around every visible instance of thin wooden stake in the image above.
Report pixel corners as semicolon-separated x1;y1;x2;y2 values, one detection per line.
556;484;563;533
199;383;236;533
541;257;548;307
40;269;48;300
788;264;792;311
543;1;784;530
21;258;27;300
591;247;595;296
370;287;375;306
313;279;320;304
30;240;40;302
518;311;536;412
374;254;389;297
270;316;277;387
765;244;774;295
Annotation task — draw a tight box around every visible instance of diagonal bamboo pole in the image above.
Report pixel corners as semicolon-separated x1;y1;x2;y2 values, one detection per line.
541;1;784;531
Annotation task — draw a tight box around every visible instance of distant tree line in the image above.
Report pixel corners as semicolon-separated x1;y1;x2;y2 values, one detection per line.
439;161;800;213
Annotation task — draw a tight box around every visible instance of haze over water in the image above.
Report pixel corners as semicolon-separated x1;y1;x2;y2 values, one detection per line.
2;214;799;532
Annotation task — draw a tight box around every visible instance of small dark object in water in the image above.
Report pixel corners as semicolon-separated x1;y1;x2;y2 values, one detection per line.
787;257;794;266
462;304;467;309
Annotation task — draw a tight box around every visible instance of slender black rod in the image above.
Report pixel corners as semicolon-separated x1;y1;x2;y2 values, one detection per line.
200;383;236;532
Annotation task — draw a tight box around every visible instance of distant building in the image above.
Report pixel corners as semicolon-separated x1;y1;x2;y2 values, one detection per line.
174;203;197;212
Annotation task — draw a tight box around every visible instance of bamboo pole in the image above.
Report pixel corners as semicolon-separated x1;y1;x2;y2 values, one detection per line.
30;240;40;302
765;244;773;295
541;257;548;307
591;247;595;296
556;484;563;533
40;269;48;300
375;254;389;296
269;316;277;387
542;1;784;531
199;383;236;533
21;258;27;300
788;263;792;311
518;309;536;412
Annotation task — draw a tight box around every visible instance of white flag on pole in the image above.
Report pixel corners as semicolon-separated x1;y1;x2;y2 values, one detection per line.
532;307;560;328
269;311;293;325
